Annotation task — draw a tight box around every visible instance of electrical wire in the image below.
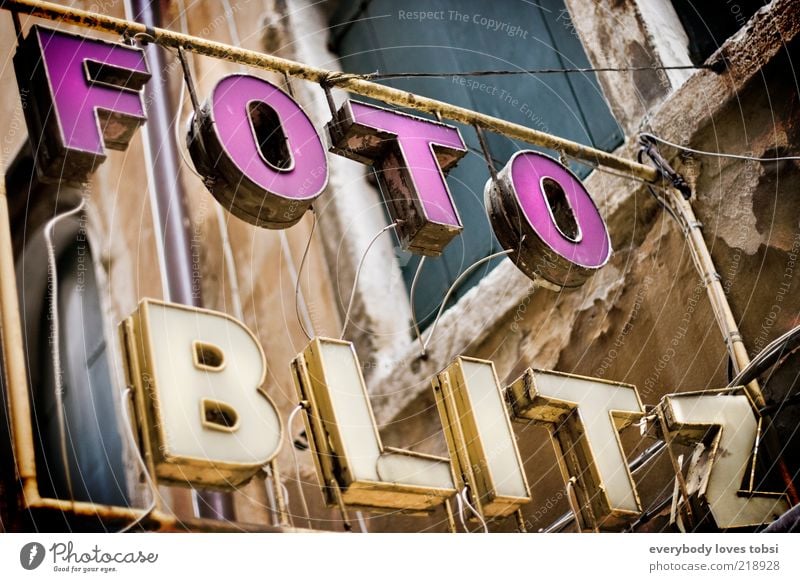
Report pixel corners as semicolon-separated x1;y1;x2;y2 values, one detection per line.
368;64;712;81
117;388;159;533
731;324;800;389
422;249;512;352
460;487;488;533
640;132;800;163
43;198;87;505
340;221;399;339
293;212;317;340
455;487;469;533
287;404;313;529
542;440;667;533
408;256;426;357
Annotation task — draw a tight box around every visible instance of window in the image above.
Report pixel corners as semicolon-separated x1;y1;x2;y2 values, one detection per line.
330;0;623;328
669;0;770;64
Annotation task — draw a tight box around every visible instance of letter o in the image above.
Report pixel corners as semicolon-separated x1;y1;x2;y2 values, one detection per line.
486;151;611;287
188;74;328;229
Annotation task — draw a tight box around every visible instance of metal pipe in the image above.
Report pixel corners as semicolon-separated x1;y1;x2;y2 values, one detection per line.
670;192;763;404
125;0;234;522
665;186;800;504
1;0;659;182
0;175;40;508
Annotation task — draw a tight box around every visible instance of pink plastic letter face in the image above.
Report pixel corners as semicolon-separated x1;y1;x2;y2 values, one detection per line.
189;74;328;229
485;151;611;287
14;25;151;183
328;100;467;256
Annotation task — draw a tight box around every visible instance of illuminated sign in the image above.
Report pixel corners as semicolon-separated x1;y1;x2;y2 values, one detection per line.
13;26;612;284
188;74;329;229
8;25;790;530
506;369;644;530
434;357;530;517
486;151;612;288
14;25;150;183
291;337;457;510
116;306;787;529
328;100;467;255
660;389;789;529
120;300;282;489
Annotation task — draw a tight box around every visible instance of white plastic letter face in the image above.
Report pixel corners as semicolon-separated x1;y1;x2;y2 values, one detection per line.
120;299;282;489
435;357;530;517
292;338;456;510
662;390;789;529
507;369;644;530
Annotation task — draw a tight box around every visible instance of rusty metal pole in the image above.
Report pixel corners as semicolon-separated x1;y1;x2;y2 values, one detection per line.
0;0;658;182
126;0;235;521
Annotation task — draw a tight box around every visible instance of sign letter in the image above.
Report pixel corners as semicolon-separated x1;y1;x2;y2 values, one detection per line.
14;25;150;183
120;300;282;489
292;338;456;510
660;389;789;529
328;100;467;255
507;368;643;530
188;74;328;229
434;357;530;517
486;151;611;287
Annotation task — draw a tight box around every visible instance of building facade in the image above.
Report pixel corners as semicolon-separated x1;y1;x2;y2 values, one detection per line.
0;0;798;532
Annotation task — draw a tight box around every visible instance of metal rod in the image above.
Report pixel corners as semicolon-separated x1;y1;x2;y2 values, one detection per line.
126;0;235;521
444;498;457;533
0;174;40;507
0;0;659;182
515;509;527;533
665;186;800;504
329;478;353;532
270;459;291;527
669;191;762;404
656;407;694;526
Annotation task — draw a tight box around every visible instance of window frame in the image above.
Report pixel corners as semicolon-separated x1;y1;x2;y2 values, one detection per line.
286;0;713;428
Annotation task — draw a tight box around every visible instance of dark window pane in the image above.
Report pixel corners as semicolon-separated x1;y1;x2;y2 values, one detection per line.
331;0;622;330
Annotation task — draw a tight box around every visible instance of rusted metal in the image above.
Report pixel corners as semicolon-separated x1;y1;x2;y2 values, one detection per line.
128;0;235;522
1;0;660;183
269;459;291;527
0;171;38;509
2;177;292;533
327;100;466;256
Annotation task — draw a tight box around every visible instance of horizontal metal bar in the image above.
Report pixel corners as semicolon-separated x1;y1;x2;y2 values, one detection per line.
542;440;667;532
26;496;312;532
2;0;659;182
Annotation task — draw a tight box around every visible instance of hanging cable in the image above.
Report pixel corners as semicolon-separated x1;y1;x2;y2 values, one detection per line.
369;64;713;81
640;132;800;163
409;256;427;357
340;221;399;339
286;404;313;529
455;487;469;533
43;198;87;504
460;487;488;533
117;388;159;533
731;324;800;389
293;212;317;340
422;249;512;352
